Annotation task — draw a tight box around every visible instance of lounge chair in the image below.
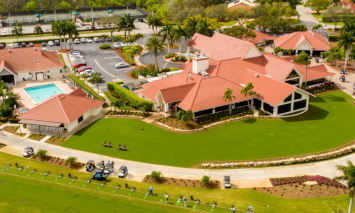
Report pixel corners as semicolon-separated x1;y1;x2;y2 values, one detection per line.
103;141;107;146
44;127;49;131
122;145;127;151
117;144;122;150
34;125;39;130
49;127;54;132
27;124;31;129
107;142;112;148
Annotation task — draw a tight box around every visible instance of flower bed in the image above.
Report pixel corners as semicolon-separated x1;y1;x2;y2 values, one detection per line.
29;134;45;141
106;110;149;117
307;82;335;94
270;175;348;189
196;107;253;125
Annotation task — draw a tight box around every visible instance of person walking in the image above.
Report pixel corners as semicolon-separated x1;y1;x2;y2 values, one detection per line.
183;197;187;207
149;186;153;195
165;193;169;203
231;206;236;213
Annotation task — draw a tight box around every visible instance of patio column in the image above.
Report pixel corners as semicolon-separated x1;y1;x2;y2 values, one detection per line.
295;49;298;55
187;46;191;61
273;104;278;117
212;108;215;114
310;49;313;58
261;101;264;111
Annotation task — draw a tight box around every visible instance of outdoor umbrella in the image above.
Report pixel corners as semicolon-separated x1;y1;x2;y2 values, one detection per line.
108;10;113;13
35;14;41;17
72;11;79;16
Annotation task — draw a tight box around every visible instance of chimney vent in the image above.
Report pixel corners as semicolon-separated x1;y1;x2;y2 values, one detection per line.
188;74;191;79
34;47;36;50
7;49;10;53
255;74;259;78
202;51;205;57
312;33;314;36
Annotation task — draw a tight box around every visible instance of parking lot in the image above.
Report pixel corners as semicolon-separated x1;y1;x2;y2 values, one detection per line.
38;40;133;92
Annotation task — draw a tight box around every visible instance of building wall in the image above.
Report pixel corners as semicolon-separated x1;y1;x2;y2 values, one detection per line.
16;68;63;82
273;90;310;117
244;45;262;59
64;106;103;132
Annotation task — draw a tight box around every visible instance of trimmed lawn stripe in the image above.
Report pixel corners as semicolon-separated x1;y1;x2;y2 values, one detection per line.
62;91;355;167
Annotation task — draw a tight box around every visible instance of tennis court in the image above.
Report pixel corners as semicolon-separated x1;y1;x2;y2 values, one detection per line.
2;13;72;25
80;9;144;20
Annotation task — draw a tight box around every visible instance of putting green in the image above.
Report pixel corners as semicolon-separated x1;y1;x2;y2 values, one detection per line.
62;91;355;167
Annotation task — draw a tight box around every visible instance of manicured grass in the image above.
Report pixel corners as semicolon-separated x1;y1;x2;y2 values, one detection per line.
0;152;350;213
58;53;66;66
62;91;355;167
68;74;105;101
221;20;237;26
103;91;132;110
311;14;322;19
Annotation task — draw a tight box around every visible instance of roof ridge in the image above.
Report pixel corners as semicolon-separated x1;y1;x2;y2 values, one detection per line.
277;32;299;47
56;95;71;123
160;82;196;91
189;79;202;110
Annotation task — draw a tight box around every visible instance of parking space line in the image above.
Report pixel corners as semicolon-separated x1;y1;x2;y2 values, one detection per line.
94;59;117;79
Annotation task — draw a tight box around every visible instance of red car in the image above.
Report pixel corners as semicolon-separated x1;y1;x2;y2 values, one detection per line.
78;66;92;73
28;43;34;47
0;44;4;49
73;63;87;68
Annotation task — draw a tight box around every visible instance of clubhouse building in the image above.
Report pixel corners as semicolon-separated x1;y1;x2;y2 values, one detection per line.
140;33;334;118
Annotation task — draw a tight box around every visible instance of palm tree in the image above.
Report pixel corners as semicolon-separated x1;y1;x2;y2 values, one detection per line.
87;73;104;94
342;21;355;35
197;18;214;37
51;21;66;50
147;16;163;35
66;21;78;50
11;27;21;41
223;88;236;115
294;52;310;86
185;16;199;36
240;82;258;110
145;37;167;72
33;25;44;44
119;14;136;39
159;23;174;54
338;32;355;71
110;99;124;111
334;160;355;213
172;24;190;61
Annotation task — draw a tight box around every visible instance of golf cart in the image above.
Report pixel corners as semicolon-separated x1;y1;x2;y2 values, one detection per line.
340;75;345;82
97;160;105;169
224;176;231;188
353;83;355;90
105;162;114;173
92;168;110;180
86;160;96;172
23;147;34;158
118;166;128;178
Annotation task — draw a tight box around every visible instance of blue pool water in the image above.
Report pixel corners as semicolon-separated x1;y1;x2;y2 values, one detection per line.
180;53;194;57
24;84;65;104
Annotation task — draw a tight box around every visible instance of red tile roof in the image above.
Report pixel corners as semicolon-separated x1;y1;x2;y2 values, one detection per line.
243;30;276;44
0;48;63;74
160;83;196;103
341;0;351;6
274;30;330;51
229;4;253;11
349;4;355;11
18;91;104;124
69;88;87;98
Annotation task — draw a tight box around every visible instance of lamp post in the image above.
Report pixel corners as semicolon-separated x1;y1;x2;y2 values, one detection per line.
3;89;6;111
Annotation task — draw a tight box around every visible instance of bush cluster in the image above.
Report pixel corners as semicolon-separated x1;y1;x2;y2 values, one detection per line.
270;175;348;189
197;107;252;124
107;82;153;111
327;35;339;41
165;53;175;58
307;82;334;94
107;109;149;117
99;44;111;49
68;75;105;100
291;24;307;31
8;118;21;123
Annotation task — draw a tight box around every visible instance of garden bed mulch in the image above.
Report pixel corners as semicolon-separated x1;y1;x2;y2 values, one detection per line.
125;72;137;79
31;155;85;170
28;134;46;141
0;143;6;149
142;175;221;189
114;49;133;67
154;117;202;130
58;49;73;53
45;136;67;145
3;126;26;137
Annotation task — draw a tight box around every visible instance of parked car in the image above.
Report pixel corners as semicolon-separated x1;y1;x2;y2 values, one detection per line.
73;62;87;67
99;37;105;42
14;43;20;48
21;43;26;47
67;39;73;44
28;43;34;47
81;38;86;43
41;42;47;46
74;39;80;44
94;37;99;42
78;66;92;73
115;62;130;68
106;37;112;41
86;38;93;43
120;42;130;47
48;41;54;46
83;70;94;77
80;22;85;26
0;44;4;49
54;40;60;45
45;29;50;32
113;42;120;48
1;31;6;35
68;50;81;54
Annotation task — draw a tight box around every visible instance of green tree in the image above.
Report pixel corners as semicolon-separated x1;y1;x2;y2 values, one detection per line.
99;16;120;37
65;21;78;50
65;156;77;165
51;21;66;49
88;73;104;94
223;88;236;115
147;15;163;35
338;31;355;71
184;16;200;35
110;99;124;111
159;23;174;53
59;1;71;10
205;4;229;22
334;160;355;213
229;7;254;26
201;175;211;186
294;52;311;86
35;149;48;160
172;24;190;60
324;5;352;30
33;25;43;44
240;82;258;110
119;14;136;39
182;110;193;123
22;0;36;11
11;27;21;41
304;0;330;14
197;17;214;37
145;37;167;71
150;171;162;182
255;0;299;9
223;25;256;40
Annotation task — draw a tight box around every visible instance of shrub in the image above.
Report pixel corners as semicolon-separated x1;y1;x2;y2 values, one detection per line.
201;175;211;186
84;19;90;22
0;116;10;122
171;58;176;62
150;171;162;182
165;53;175;58
107;82;153;111
35;149;48;160
99;44;111;49
8;117;21;123
66;156;77;165
177;110;185;120
68;75;105;100
291;24;307;31
328;35;339;41
115;81;124;84
258;110;265;116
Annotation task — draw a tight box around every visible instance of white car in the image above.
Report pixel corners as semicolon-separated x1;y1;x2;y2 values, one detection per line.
48;41;54;46
80;38;86;43
74;39;80;44
1;31;6;35
115;62;130;68
67;39;73;44
14;43;19;48
87;38;93;43
83;70;94;77
94;37;99;42
120;42;128;47
113;42;120;48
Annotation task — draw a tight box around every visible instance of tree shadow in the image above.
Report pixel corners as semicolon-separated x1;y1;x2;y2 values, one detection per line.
323;94;347;102
309;96;326;103
242;118;257;124
73;119;100;136
283;105;329;122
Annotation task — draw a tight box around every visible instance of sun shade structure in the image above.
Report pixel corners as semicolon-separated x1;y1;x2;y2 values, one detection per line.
72;11;79;15
108;10;113;13
35;14;41;17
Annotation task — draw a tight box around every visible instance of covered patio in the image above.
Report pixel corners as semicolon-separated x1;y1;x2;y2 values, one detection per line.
18;119;67;137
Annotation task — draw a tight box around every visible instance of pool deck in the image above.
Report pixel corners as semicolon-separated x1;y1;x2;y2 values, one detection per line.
12;79;73;109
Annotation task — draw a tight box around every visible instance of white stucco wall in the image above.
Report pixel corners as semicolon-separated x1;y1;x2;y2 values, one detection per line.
296;40;313;51
63;106;103;132
244;45;262;59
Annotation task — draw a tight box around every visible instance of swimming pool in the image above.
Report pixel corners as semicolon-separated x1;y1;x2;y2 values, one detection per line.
24;84;65;104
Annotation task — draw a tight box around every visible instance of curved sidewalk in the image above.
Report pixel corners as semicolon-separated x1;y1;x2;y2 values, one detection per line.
0;132;350;184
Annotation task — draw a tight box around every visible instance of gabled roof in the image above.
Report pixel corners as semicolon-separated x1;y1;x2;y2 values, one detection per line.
159;83;196;103
349;4;355;11
18;90;104;124
274;30;330;51
243;30;276;44
69;88;87;98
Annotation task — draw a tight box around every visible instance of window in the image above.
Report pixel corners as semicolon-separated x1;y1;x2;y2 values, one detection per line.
285;78;300;85
294;92;302;100
264;102;274;114
215;105;229;112
254;99;261;109
293;100;307;110
60;69;63;73
278;103;291;114
284;94;292;102
286;70;299;79
195;109;213;117
235;101;248;108
78;115;83;123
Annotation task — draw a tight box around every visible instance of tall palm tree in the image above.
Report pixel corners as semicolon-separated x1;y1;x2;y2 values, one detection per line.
223;88;236;115
33;24;43;44
172;24;190;60
334;160;355;213
240;82;258;110
88;73;104;94
294;52;310;86
197;18;214;37
11;27;21;41
342;21;355;35
338;32;355;71
147;16;163;35
145;37;167;72
51;21;66;49
159;23;174;54
119;14;136;39
185;16;199;36
66;21;78;49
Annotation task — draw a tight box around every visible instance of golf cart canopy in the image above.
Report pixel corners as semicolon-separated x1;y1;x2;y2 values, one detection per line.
224;176;230;182
119;166;127;170
105;163;113;167
25;147;32;150
94;168;104;173
87;160;94;164
97;161;104;166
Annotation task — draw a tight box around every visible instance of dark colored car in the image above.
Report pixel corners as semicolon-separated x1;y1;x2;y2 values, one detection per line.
54;40;60;45
99;37;105;42
0;44;4;49
41;42;47;46
21;43;26;47
106;37;112;41
139;18;144;22
28;43;34;47
80;22;85;26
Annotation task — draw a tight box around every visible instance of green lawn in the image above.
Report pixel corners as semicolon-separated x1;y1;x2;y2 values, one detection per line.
62;91;355;167
221;20;238;26
311;14;322;19
104;91;132;110
0;152;350;213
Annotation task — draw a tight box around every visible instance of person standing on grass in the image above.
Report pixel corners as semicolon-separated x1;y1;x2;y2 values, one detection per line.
149;186;153;195
231;206;236;213
183;197;187;207
165;193;169;203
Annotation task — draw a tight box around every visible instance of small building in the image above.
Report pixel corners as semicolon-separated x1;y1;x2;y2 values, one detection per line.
18;88;104;133
242;30;275;46
0;48;64;84
228;0;256;10
273;30;331;57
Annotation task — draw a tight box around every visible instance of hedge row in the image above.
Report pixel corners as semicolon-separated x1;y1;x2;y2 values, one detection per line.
322;15;355;23
10;35;100;45
107;82;153;111
0;28;111;38
68;75;105;101
9;118;21;123
328;35;339;41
